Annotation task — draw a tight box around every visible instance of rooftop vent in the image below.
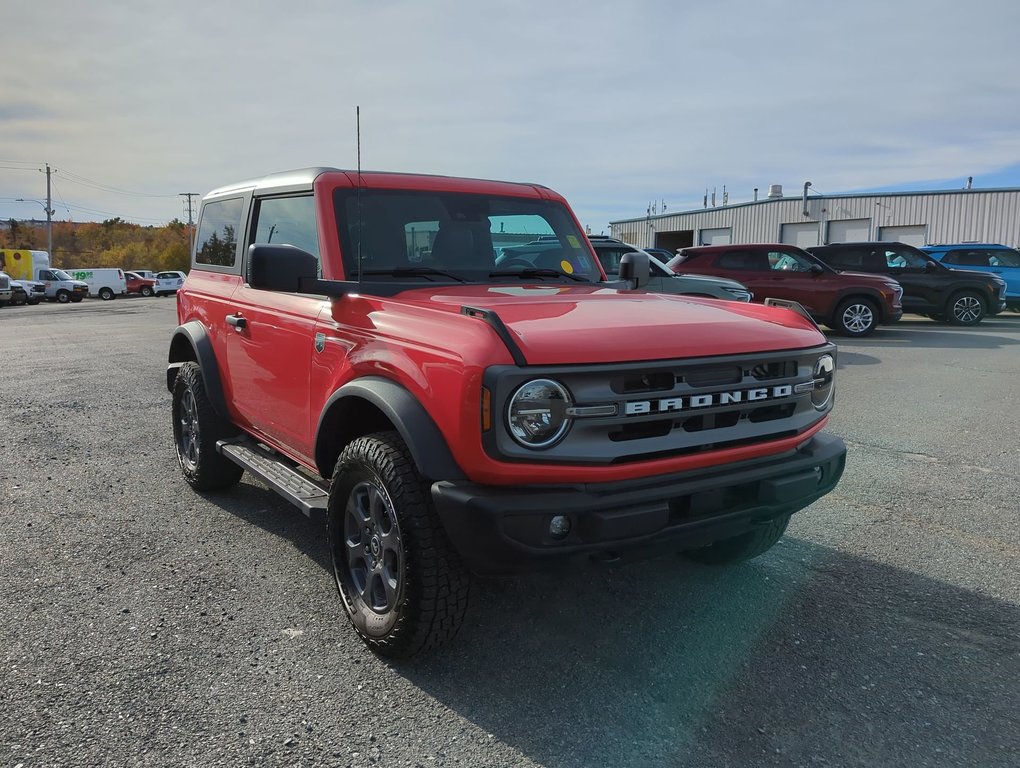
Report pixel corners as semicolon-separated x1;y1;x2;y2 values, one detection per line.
767;184;783;199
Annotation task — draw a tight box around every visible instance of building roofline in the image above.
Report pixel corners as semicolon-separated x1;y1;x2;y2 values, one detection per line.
610;186;1020;225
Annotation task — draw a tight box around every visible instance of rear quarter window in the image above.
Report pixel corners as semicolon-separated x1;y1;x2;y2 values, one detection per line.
195;197;245;269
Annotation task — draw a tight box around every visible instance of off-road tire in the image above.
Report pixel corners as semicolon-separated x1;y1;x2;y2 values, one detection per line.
171;362;243;491
946;291;985;326
831;297;878;337
327;431;469;659
682;514;791;564
99;287;114;300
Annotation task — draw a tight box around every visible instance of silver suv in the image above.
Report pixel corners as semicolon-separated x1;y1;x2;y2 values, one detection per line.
588;237;752;301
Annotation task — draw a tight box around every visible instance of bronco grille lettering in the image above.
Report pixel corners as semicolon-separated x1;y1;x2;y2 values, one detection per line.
624;384;794;416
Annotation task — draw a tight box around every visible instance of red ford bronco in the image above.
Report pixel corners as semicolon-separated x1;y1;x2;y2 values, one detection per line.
167;168;845;657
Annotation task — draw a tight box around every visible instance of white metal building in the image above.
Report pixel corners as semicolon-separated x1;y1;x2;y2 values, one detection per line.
610;186;1020;252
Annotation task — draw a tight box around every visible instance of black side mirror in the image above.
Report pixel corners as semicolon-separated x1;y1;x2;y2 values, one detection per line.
248;244;356;297
810;264;824;275
925;260;939;272
618;251;650;290
248;244;317;292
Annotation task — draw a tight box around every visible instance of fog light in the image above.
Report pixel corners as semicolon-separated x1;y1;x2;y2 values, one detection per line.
549;515;571;539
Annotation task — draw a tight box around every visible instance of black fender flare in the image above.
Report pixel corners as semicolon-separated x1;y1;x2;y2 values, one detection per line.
166;321;230;420
316;377;465;481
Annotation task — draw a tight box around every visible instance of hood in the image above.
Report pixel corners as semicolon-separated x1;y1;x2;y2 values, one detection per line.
949;268;1007;284
392;284;825;365
836;270;900;288
672;272;747;290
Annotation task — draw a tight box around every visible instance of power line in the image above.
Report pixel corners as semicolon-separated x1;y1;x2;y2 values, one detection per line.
55;168;178;198
48;178;76;219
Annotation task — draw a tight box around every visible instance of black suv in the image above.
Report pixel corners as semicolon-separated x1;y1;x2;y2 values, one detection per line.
808;242;1007;326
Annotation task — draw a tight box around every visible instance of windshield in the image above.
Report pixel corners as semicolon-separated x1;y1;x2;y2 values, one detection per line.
52;269;74;281
882;245;930;268
334;189;599;283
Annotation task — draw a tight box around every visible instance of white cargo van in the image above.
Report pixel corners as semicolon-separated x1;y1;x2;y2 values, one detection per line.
67;267;128;300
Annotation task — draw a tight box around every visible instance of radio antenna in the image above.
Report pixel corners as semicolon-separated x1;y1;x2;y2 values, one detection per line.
356;105;363;281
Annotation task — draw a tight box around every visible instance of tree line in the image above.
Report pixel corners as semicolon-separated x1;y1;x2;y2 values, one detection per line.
1;217;190;272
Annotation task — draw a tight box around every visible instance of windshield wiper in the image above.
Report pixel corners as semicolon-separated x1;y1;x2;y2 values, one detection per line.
360;267;468;283
489;268;590;283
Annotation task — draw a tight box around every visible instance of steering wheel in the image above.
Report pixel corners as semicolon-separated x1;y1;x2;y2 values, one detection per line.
496;258;535;270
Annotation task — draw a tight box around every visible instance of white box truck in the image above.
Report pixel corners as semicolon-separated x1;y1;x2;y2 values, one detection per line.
0;249;89;302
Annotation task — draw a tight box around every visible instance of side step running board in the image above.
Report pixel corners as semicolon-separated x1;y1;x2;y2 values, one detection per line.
217;439;329;518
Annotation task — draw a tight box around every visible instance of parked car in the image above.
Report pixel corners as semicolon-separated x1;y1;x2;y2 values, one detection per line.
0;271;14;306
131;269;156;280
0;271;29;305
921;244;1020;312
667;243;903;336
125;271;156;297
643;246;679;262
13;278;45;304
808;242;1007;325
8;281;29;305
153;270;186;296
588;237;752;301
36;268;89;303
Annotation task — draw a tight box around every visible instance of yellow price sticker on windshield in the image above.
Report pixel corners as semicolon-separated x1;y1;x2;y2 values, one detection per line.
560;260;574;274
566;235;581;248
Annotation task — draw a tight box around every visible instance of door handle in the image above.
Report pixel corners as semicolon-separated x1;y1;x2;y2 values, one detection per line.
226;313;247;331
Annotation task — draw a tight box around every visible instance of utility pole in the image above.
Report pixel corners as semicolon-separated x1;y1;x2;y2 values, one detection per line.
179;193;199;255
45;163;53;256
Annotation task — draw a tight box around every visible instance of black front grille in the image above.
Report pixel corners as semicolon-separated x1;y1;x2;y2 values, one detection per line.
751;361;796;380
484;345;834;465
683;365;742;387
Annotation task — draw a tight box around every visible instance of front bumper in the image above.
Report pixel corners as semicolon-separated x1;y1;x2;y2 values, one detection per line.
432;432;846;575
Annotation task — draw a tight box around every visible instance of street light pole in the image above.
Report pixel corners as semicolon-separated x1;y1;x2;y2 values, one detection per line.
15;197;54;253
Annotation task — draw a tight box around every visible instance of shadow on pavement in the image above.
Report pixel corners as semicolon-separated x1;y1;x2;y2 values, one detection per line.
202;484;1019;768
400;539;1019;768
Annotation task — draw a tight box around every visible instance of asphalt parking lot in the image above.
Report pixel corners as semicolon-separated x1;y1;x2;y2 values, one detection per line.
1;297;1017;768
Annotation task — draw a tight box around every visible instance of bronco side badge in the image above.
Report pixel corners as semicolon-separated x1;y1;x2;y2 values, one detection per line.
314;332;325;353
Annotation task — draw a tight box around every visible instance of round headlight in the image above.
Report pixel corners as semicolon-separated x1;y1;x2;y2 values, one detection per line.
811;354;835;410
506;378;572;448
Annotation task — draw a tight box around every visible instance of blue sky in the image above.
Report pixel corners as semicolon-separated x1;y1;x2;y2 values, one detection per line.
2;0;1020;233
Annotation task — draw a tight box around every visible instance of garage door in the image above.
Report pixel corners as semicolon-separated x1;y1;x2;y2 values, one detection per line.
699;227;731;245
878;225;927;246
780;222;820;248
827;218;871;243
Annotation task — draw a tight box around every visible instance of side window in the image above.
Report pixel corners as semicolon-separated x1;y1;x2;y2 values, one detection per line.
945;249;990;267
884;248;927;269
252;196;320;266
717;251;767;270
986;249;1020;267
884;249;909;268
195;197;243;268
768;250;812;272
